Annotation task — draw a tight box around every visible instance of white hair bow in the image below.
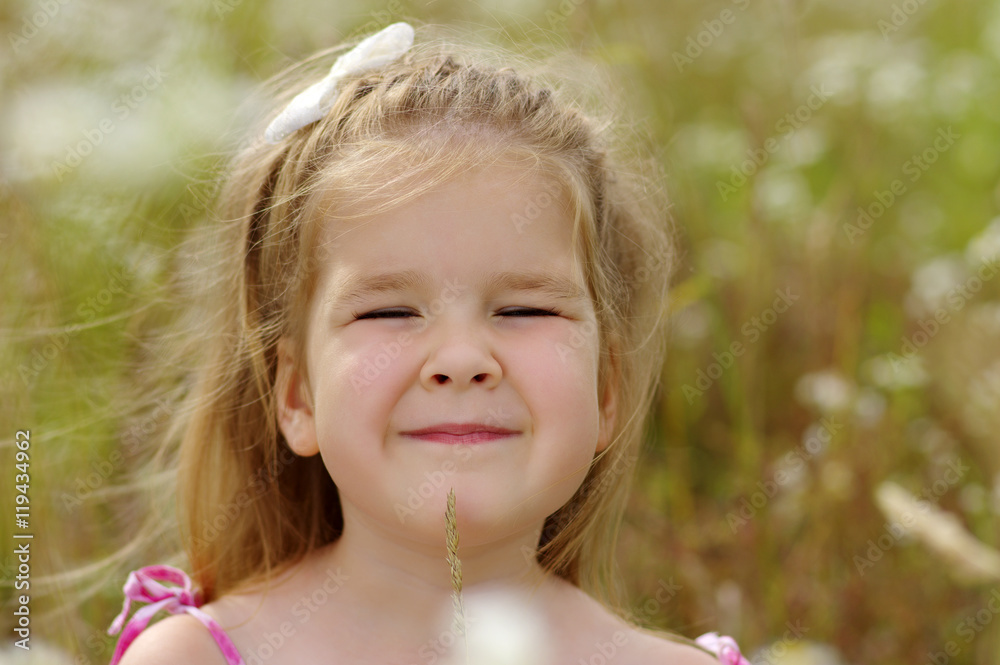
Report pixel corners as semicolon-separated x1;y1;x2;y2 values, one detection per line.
264;22;415;144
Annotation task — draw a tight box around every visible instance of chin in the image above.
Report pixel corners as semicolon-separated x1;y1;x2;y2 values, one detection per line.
386;484;552;548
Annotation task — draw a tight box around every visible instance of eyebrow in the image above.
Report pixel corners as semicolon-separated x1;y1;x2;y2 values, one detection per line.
326;269;589;309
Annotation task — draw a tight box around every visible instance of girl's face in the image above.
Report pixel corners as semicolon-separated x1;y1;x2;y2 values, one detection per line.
276;163;617;547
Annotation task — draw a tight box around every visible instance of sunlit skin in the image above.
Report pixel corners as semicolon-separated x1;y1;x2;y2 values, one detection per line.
265;162;624;659
279;161;614;572
119;163;719;665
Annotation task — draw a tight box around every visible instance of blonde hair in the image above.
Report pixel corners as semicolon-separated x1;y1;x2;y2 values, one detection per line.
110;23;674;618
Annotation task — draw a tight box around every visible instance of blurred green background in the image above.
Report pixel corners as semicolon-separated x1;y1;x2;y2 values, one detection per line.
3;0;1000;663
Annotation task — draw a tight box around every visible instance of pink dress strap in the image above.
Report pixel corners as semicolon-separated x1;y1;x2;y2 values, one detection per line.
694;632;752;665
107;565;245;665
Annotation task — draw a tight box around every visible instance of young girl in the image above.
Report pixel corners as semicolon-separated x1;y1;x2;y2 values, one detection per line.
104;22;749;665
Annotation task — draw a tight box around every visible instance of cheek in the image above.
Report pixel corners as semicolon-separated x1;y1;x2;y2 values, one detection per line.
320;328;415;400
308;343;403;495
510;327;602;516
545;319;601;387
518;324;602;434
309;336;411;452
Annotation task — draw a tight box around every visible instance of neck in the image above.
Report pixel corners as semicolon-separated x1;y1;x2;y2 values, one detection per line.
308;501;559;634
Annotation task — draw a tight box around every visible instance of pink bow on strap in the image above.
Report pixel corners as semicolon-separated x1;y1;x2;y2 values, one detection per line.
107;565;245;665
694;632;752;665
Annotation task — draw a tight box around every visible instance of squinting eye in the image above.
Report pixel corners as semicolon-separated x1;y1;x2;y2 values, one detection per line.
353;308;415;320
499;307;561;317
353;307;562;320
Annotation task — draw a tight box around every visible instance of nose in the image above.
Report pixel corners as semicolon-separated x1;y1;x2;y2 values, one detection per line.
419;318;502;390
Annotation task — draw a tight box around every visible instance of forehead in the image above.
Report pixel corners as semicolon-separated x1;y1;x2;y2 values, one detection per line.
309;160;585;276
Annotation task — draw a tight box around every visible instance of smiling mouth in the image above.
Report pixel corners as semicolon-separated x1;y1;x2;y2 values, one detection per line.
400;422;519;444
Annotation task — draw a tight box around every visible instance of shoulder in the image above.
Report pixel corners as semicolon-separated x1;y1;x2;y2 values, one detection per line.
620;627;723;665
550;582;720;665
116;613;232;665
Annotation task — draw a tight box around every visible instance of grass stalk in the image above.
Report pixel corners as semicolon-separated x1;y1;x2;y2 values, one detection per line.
445;487;469;664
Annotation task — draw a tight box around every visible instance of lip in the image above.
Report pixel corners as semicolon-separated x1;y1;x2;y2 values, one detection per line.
401;422;519;444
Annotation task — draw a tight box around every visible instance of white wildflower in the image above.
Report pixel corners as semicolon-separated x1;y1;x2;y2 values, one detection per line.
906;255;967;315
965;217;1000;266
864;354;928;390
794;369;855;413
441;586;552;665
876;481;1000;585
749;640;847;665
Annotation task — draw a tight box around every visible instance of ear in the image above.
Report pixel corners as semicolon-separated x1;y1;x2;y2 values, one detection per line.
275;337;320;457
596;348;619;454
